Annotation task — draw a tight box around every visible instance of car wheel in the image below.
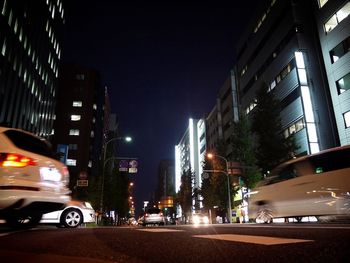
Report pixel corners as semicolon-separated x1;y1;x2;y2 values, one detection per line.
6;212;42;229
60;208;83;228
255;206;273;224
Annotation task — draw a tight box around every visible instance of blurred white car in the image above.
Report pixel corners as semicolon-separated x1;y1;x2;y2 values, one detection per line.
0;127;71;229
41;200;95;228
190;213;209;225
248;145;350;223
140;208;165;226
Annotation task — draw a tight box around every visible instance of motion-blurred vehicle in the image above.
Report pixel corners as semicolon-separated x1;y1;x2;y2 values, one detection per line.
248;145;350;223
140;208;165;226
41;200;95;228
190;213;209;225
0;127;71;229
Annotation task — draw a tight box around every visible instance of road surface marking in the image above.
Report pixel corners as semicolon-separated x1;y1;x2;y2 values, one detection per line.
137;228;184;232
193;234;313;245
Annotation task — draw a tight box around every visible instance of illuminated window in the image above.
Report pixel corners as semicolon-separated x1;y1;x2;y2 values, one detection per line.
318;0;328;8
2;0;7;15
72;101;82;107
66;159;76;166
69;129;79;136
344;111;350;128
336;73;350;94
1;39;6;56
324;2;350;33
93;104;97;110
71;115;81;121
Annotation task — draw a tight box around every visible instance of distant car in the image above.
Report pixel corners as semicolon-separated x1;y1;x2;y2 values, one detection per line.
0;127;71;229
41;200;95;228
190;213;209;225
248;145;350;223
141;208;165;226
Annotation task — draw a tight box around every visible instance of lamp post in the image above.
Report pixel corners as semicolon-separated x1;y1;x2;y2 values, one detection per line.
207;153;232;224
99;136;132;213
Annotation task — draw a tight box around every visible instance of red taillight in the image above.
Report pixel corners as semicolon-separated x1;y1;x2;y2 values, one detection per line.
0;153;36;167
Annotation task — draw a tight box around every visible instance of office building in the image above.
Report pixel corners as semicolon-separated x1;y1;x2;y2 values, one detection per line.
236;0;340;156
53;64;105;198
0;0;65;137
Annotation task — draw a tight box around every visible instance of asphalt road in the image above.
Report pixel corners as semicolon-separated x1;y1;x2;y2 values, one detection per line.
0;223;349;263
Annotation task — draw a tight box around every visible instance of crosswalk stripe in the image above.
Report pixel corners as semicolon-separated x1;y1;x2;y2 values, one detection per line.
193;234;314;245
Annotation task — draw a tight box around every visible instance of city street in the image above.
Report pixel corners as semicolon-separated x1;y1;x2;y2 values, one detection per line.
1;223;349;263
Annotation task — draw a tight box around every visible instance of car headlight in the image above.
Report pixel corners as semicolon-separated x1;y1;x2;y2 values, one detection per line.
193;215;200;225
203;216;209;224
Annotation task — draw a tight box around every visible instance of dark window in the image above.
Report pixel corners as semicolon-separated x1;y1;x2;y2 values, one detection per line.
336;72;350;94
330;36;350;63
4;130;54;158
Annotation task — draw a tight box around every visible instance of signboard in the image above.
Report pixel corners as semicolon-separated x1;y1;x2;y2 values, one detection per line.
119;159;138;173
77;179;88;187
119;160;129;172
128;159;138;173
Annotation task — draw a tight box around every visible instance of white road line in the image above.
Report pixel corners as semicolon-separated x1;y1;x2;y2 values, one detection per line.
193;234;314;245
137;228;184;233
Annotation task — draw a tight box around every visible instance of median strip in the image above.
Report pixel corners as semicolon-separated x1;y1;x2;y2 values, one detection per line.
193;234;314;245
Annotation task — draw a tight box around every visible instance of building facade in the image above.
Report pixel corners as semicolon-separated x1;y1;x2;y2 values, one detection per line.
0;0;65;137
236;0;340;156
53;64;105;198
315;0;350;145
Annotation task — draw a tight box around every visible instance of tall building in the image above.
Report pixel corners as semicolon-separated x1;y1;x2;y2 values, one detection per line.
0;0;65;137
315;0;350;145
53;64;104;198
235;0;340;156
175;118;206;210
156;159;175;201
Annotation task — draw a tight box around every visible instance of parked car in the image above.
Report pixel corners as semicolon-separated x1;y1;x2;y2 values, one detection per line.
248;145;350;223
141;208;165;226
0;127;71;229
41;200;95;228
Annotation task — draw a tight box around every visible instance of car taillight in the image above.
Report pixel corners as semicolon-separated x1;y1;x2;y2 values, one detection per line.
0;153;36;167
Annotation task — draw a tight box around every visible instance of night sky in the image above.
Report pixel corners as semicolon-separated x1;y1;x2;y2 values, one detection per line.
62;1;257;213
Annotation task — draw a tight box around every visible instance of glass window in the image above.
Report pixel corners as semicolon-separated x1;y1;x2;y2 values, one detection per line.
344;111;350;128
318;0;328;8
325;14;338;33
66;159;76;166
2;0;7;15
72;101;82;107
69;129;79;136
330;36;350;63
1;39;6;56
71;115;81;121
324;2;350;33
336;72;350;94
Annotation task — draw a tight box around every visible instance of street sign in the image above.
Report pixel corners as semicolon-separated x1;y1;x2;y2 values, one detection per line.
77;179;88;187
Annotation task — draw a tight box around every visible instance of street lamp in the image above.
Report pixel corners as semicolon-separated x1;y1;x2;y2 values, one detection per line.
99;136;132;213
206;153;232;224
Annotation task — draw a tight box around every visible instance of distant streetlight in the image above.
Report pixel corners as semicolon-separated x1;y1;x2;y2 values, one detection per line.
206;153;232;224
99;136;133;213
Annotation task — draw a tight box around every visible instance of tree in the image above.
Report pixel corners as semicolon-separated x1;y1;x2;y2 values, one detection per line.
230;113;261;189
177;169;194;222
251;83;298;175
